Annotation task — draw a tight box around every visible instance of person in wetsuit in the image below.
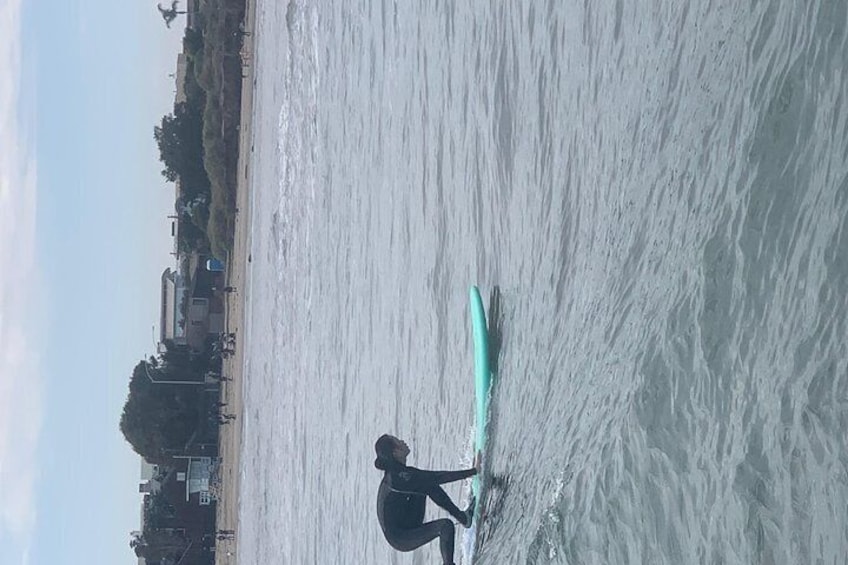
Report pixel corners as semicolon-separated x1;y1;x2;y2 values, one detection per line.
374;434;477;565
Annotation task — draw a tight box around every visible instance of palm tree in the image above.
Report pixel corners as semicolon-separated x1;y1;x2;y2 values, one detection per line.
157;0;186;28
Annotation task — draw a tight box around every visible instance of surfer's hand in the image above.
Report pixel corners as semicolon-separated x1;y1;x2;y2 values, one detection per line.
474;451;482;473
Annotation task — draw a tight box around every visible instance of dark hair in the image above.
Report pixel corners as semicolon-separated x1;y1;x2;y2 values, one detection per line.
374;434;401;472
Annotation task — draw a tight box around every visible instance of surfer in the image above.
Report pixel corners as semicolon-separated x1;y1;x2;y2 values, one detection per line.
374;434;478;565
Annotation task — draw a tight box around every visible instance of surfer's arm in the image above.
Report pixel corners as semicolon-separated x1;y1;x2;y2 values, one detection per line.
388;466;476;494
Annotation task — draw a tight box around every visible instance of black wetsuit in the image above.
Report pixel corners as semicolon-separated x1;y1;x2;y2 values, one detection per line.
376;465;476;565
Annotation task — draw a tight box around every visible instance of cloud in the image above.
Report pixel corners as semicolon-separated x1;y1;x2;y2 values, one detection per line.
0;0;43;553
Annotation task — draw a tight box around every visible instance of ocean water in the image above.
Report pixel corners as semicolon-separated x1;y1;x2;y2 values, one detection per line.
237;1;848;563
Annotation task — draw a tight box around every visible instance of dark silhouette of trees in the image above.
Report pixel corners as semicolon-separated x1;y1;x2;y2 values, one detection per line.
131;528;188;562
158;1;186;28
154;101;213;242
183;27;204;58
154;101;206;185
178;211;211;253
119;342;212;464
144;490;178;527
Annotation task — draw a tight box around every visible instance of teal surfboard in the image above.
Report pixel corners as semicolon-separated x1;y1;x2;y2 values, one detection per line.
469;286;492;522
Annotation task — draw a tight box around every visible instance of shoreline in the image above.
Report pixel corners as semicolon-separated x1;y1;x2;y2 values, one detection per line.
215;0;257;562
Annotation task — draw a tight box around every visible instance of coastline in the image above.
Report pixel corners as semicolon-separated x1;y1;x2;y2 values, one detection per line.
215;0;257;562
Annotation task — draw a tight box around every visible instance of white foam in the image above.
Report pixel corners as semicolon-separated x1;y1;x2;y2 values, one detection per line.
461;524;477;563
459;424;478;563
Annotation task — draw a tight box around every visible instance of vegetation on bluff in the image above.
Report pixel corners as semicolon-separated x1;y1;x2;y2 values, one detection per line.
154;0;247;258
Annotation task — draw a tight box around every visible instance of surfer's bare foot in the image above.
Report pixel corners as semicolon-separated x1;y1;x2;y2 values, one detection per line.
462;498;475;528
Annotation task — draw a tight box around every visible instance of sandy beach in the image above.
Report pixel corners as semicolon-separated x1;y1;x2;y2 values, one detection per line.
214;0;257;563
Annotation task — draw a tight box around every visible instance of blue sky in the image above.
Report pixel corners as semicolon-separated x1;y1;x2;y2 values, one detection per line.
1;0;183;563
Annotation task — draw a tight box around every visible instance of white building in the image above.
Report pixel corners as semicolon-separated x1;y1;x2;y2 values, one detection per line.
160;268;187;347
174;456;215;506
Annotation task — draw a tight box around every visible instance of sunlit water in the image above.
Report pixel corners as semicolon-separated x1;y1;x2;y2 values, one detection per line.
237;1;848;563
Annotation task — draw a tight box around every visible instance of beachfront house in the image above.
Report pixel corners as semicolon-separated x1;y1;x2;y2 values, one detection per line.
172;455;216;506
183;254;226;350
139;458;217;565
159;253;226;353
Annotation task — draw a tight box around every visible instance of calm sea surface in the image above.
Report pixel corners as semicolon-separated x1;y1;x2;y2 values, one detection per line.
237;1;848;563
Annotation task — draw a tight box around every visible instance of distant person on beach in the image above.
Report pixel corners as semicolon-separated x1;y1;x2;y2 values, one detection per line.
206;371;231;382
374;434;477;565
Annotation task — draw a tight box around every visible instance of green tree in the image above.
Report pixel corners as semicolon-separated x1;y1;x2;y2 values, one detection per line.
154;102;205;183
119;358;207;464
178;210;210;253
159;339;211;375
154;101;213;226
183;26;204;58
131;528;188;561
144;491;178;528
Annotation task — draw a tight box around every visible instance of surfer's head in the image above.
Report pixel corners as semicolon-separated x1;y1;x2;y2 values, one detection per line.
374;434;410;469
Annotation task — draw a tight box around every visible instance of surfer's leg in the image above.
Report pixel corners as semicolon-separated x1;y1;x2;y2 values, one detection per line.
426;485;472;527
390;519;456;565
